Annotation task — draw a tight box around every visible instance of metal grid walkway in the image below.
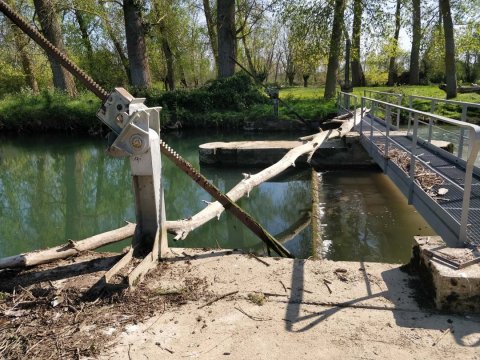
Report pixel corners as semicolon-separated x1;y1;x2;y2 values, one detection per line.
358;115;480;247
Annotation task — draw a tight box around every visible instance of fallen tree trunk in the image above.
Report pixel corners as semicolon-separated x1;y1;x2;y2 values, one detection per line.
0;223;135;269
166;110;361;240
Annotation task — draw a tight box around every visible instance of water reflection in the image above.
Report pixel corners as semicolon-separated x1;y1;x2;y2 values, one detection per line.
317;170;434;263
0;132;435;262
0;132;312;259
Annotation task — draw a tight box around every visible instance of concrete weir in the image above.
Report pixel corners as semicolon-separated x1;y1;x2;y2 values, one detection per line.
199;132;375;169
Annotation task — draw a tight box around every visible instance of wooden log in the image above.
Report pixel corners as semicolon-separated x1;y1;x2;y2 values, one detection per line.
166;110;361;240
0;223;136;269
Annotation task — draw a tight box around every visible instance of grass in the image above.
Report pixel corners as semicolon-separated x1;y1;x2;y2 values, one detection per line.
280;85;480;122
0;83;478;134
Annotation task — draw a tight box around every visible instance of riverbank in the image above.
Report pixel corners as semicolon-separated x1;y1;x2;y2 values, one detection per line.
0;248;479;359
1;83;478;135
0;74;336;134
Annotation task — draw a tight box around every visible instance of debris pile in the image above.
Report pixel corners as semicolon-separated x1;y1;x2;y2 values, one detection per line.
0;259;211;360
378;145;445;197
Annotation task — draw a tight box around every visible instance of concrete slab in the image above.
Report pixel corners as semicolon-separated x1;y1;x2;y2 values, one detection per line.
412;236;480;313
199;133;375;169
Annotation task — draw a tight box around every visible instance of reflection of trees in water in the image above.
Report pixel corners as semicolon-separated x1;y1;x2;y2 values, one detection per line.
0;137;134;257
0;132;315;258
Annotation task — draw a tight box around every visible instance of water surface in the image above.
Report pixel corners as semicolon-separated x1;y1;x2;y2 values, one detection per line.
0;131;434;262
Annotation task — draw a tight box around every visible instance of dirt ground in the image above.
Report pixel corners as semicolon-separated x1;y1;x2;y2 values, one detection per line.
1;248;479;359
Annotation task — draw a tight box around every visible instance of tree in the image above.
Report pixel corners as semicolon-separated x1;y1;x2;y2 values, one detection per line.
440;0;457;98
387;0;402;86
11;21;39;93
203;0;218;70
33;0;77;96
409;0;421;84
324;0;346;99
123;0;151;88
351;0;365;87
217;0;236;78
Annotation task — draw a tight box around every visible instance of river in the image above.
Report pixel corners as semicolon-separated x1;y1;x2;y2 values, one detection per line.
0;131;435;263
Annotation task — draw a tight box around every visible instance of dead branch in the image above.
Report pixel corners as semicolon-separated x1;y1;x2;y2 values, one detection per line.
198;291;239;309
166;110;361;240
0;223;135;269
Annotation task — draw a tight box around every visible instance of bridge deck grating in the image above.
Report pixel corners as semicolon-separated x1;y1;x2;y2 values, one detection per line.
358;116;480;245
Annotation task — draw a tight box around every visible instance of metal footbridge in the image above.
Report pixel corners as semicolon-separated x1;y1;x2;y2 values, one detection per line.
337;91;480;248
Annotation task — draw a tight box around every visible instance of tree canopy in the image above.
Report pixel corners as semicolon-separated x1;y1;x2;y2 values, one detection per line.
0;0;478;99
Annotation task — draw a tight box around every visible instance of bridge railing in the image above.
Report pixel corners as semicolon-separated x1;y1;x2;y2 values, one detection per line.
337;91;359;125
408;95;480;158
408;95;480;122
361;96;480;246
363;90;403;128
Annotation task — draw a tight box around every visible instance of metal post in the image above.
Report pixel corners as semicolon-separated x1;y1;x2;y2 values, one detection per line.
428;117;433;144
130;129;167;256
459;129;477;246
360;97;365;134
408;96;413;134
458;128;465;158
354;96;358;126
370;101;375;142
461;105;468;122
385;106;391;158
431;100;436;114
408;113;419;204
396;96;402;129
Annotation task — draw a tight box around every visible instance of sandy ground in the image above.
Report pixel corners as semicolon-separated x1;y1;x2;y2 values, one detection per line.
97;249;480;360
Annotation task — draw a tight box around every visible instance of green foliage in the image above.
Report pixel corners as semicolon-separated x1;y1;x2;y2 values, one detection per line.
0;91;101;133
143;72;270;128
0;59;25;96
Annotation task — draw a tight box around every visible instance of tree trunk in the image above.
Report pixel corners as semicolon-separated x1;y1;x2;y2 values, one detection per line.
33;0;77;96
387;0;401;86
351;0;365;87
286;71;295;86
123;0;151;88
12;28;39;93
324;0;346;98
203;0;218;71
159;20;175;91
440;0;457;98
179;64;188;88
74;8;94;70
241;33;258;80
409;0;421;85
0;224;135;269
217;0;236;78
303;74;309;87
100;3;131;83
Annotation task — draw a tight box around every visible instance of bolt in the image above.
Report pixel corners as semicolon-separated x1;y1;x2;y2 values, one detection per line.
130;135;143;150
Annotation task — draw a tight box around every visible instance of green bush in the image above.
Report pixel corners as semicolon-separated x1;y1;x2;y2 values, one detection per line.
0;90;101;134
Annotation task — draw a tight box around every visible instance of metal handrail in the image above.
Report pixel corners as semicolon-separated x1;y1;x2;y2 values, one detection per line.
408;95;480;144
363;90;403;103
337;91;359;125
363;90;403;128
361;96;480;246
